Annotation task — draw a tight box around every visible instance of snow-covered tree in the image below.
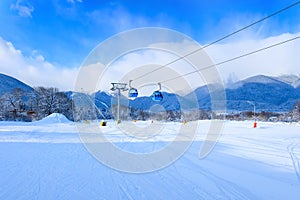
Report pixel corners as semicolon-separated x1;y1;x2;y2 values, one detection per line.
290;101;300;122
30;87;73;120
0;89;28;121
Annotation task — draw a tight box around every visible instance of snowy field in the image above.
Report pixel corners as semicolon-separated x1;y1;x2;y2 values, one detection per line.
1;114;300;199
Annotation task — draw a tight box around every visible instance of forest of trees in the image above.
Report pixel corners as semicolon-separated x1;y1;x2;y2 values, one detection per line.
0;87;73;121
0;87;299;123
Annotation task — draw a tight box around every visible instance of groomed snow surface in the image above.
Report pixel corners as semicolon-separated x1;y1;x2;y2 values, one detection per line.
0;113;300;199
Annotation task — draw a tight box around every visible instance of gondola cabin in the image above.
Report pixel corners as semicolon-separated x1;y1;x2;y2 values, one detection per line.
128;88;138;99
128;80;138;99
152;91;163;102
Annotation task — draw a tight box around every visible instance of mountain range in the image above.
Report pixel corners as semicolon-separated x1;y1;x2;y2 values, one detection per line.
94;74;300;113
1;73;300;113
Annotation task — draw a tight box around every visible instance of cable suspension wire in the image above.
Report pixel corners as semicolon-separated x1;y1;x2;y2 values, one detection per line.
160;35;300;83
133;0;300;81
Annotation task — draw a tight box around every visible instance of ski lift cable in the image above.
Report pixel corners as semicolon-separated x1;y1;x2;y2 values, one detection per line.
132;1;300;82
127;35;300;100
160;35;300;83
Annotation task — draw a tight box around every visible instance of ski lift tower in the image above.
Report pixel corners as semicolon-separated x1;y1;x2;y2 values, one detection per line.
111;83;128;124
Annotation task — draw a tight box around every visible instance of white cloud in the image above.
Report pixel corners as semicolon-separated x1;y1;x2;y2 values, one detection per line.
1;32;299;93
82;40;215;96
75;32;300;96
0;37;79;91
205;32;300;83
10;0;34;18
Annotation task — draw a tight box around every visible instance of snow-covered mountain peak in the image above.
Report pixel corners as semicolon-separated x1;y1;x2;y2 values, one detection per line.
242;75;285;84
274;74;300;88
228;75;287;89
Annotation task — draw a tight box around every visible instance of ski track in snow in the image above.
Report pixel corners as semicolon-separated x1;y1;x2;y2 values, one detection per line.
0;120;300;199
287;138;300;182
177;157;256;200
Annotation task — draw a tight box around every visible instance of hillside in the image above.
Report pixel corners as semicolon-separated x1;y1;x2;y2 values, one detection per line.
0;73;33;96
225;75;300;112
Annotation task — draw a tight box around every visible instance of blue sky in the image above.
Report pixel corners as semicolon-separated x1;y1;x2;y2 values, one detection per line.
0;0;300;90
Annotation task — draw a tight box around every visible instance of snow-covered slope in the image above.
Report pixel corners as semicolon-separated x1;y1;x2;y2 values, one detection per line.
35;113;71;124
0;73;33;96
93;90;112;109
0;120;300;199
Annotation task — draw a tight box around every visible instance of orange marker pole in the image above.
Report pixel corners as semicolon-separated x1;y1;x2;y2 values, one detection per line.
253;121;257;128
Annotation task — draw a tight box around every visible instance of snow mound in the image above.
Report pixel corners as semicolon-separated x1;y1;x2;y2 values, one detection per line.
37;113;71;124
